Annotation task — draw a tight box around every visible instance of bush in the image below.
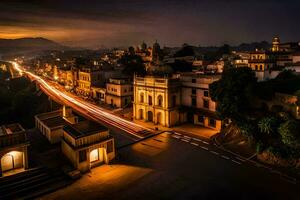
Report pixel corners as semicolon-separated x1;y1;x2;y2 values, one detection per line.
278;120;300;149
256;141;264;153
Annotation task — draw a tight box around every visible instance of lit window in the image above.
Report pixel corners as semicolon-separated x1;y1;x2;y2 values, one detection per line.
90;149;99;163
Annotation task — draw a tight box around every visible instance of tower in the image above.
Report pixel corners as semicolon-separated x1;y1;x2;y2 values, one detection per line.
152;40;161;64
272;36;280;52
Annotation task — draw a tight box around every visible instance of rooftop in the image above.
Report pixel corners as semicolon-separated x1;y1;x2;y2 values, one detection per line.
42;116;67;129
35;110;67;129
63;120;108;139
0;123;25;136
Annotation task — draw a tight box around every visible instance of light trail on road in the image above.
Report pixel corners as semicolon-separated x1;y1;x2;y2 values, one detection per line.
11;62;151;139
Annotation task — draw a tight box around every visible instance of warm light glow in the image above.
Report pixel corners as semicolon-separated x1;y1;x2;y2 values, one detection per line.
10;61;150;138
90;149;99;163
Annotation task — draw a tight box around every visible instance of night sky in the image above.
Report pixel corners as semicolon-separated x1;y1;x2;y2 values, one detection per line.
0;0;299;48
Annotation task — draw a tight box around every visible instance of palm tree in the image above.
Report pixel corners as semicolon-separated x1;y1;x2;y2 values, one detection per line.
258;117;276;135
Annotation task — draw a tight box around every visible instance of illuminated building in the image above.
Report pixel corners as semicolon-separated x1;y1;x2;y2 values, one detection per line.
61;120;115;173
92;86;106;103
133;74;223;130
77;67;103;96
133;75;182;127
180;73;222;130
0;123;29;177
105;78;133;108
35;107;78;144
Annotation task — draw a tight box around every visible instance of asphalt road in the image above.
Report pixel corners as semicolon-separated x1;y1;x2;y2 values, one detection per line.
43;132;300;200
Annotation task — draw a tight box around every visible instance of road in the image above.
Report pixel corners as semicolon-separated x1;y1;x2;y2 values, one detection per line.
43;132;300;200
11;62;152;141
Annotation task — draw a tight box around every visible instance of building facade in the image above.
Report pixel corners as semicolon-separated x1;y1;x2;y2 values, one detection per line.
105;78;133;108
0;124;29;177
133;76;182;127
180;73;222;130
133;74;223;130
61;121;115;173
35;107;77;144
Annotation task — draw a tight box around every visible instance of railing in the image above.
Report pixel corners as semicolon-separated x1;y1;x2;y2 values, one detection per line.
0;132;27;148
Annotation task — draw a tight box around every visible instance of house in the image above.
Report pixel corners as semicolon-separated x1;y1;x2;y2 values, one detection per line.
133;74;223;131
180;73;222;130
0;123;29;177
105;78;133;108
35;107;78;144
61;120;115;173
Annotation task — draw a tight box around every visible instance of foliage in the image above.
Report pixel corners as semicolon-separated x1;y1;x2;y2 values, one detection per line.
258;117;277;135
256;141;264;153
255;70;300;100
169;60;193;72
278;120;300;149
209;67;257;122
0;74;51;128
174;45;195;57
119;53;146;76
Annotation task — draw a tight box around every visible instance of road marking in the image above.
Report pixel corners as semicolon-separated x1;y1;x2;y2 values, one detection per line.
174;132;182;136
181;139;190;143
191;142;199;146
183;135;191;139
231;160;241;165
235;157;245;162
221;155;230;160
210;151;219;155
172;135;181;139
200;146;209;150
201;141;209;145
193;138;202;142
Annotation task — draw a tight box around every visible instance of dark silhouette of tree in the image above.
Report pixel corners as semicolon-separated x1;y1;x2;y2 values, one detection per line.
209;67;257;122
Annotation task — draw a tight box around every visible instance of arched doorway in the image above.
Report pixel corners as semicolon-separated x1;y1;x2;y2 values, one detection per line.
157;112;162;125
1;151;24;172
147;111;153;122
139;109;144;119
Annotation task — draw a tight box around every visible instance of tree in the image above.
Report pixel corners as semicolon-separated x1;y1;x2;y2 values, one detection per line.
209;67;257;122
174;45;195;57
169;60;192;72
278;120;300;149
119;54;146;76
258;117;277;135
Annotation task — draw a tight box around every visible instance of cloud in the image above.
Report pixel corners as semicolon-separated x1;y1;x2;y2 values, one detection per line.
0;0;299;47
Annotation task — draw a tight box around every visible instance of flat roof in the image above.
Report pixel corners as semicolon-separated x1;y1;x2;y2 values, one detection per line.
42;116;67;129
0;123;25;136
63;120;108;139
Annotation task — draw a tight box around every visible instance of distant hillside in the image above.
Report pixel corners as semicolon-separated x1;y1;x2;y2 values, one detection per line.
0;37;68;56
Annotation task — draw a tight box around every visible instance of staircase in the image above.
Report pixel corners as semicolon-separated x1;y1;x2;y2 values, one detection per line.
0;167;72;200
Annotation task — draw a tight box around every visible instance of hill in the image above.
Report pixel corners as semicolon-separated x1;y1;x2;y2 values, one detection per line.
0;37;68;56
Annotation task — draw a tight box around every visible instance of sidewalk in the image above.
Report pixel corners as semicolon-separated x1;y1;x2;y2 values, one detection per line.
133;119;218;140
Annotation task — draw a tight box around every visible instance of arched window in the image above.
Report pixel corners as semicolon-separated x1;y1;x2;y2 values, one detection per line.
157;95;163;107
140;93;144;103
149;96;153;105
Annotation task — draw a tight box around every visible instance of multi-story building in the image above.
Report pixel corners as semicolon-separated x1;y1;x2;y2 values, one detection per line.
180;73;222;130
133;75;182;127
76;67;104;96
248;50;277;81
0;123;29;177
61;120;115;173
105;78;133;108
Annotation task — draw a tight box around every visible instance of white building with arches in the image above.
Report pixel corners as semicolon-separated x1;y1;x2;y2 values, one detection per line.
133;75;182;127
